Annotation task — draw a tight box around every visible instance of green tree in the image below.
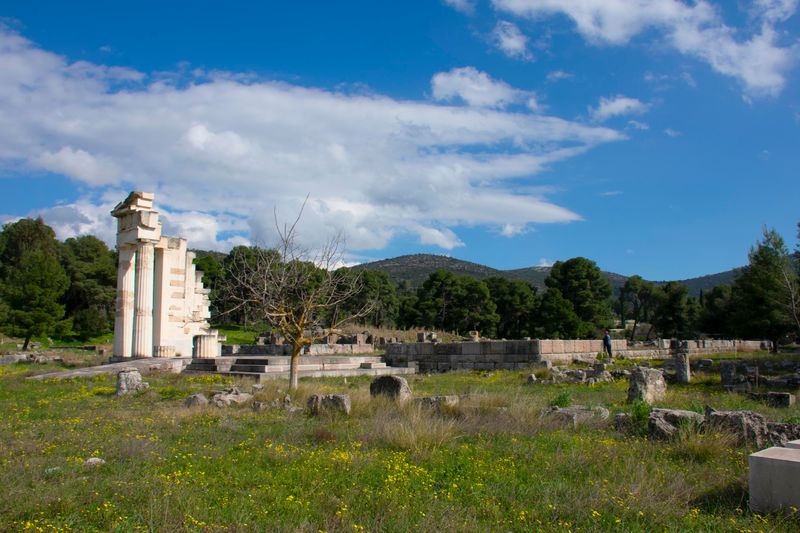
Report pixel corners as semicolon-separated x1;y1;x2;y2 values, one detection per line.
618;275;660;340
484;276;537;339
535;288;588;339
544;257;613;333
415;270;498;334
339;269;399;327
60;236;117;339
730;228;798;350
193;251;225;319
0;219;69;349
698;284;733;336
651;282;689;338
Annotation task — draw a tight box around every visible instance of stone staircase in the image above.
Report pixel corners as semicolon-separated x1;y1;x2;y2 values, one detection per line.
184;355;412;381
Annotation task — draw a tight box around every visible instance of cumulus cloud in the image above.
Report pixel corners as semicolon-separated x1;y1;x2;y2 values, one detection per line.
431;66;535;108
492;0;798;95
0;27;623;252
590;95;649;121
492;21;533;60
664;128;682;137
537;258;554;267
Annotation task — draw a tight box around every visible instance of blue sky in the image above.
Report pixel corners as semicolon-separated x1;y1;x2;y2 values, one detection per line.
0;0;798;280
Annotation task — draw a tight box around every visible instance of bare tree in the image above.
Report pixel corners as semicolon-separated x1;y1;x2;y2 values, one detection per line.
220;202;373;389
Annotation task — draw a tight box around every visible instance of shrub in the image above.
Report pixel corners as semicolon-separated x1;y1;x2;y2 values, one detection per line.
630;400;652;436
549;390;572;408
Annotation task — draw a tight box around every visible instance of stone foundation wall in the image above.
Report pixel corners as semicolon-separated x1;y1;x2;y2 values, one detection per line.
222;343;376;356
384;338;770;372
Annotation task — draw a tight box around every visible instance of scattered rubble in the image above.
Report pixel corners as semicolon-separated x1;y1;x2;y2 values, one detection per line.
211;387;252;407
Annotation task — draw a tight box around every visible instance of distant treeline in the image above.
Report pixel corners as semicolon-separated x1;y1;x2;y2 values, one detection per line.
1;218;798;349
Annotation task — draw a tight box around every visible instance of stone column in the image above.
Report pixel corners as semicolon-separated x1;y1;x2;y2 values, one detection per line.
193;333;219;359
113;246;136;358
675;351;691;383
132;242;155;358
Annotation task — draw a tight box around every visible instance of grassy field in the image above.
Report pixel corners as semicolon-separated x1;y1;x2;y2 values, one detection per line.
1;355;799;532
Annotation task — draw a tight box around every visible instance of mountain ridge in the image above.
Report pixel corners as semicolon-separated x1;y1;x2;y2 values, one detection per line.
352;253;738;295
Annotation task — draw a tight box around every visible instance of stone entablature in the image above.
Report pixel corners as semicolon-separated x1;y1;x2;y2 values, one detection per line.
112;192;217;359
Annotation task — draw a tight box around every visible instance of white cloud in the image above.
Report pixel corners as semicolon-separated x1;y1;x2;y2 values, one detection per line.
499;223;526;236
492;21;533;60
443;0;476;15
664;128;681;137
537;257;554;267
34;147;120;185
599;190;623;196
590;95;649;121
751;0;799;23
492;0;798;95
546;70;573;82
431;66;536;108
627;120;649;130
0;28;624;253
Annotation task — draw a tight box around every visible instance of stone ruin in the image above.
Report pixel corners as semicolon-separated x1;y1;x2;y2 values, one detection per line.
111;192;218;359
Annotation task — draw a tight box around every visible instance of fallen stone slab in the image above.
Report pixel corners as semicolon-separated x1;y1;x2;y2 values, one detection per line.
546;405;610;428
648;408;704;440
748;392;795;408
307;394;351;416
704;407;768;448
414;395;459;412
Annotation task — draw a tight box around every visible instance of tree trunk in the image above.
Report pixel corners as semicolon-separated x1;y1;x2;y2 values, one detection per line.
289;344;301;390
22;335;31;351
629;319;638;342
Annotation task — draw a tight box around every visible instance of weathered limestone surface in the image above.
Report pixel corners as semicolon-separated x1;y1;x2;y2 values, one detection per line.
111;192;217;359
648;408;704;439
749;447;800;513
185;393;209;407
674;352;691;383
627;367;667;405
705;408;769;448
370;375;412;402
115;367;149;396
414;395;459;411
307;394;351;415
546;405;610;428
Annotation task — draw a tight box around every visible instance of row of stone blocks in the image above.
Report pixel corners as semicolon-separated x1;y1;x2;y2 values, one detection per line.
674;339;771;352
385;339;628;363
223;343;376;356
749;441;800;513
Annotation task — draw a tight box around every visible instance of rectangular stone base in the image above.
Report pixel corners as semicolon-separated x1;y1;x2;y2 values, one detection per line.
749;447;800;513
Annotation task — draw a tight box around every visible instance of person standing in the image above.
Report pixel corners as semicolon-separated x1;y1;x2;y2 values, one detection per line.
602;330;613;358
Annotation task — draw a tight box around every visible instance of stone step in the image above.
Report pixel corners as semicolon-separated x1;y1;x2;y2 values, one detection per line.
360;362;387;369
223;366;416;381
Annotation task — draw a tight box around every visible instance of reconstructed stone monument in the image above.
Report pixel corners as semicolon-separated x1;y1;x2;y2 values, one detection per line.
111;192;218;359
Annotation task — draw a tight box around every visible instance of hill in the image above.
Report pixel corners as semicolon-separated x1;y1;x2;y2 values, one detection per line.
353;254;738;295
